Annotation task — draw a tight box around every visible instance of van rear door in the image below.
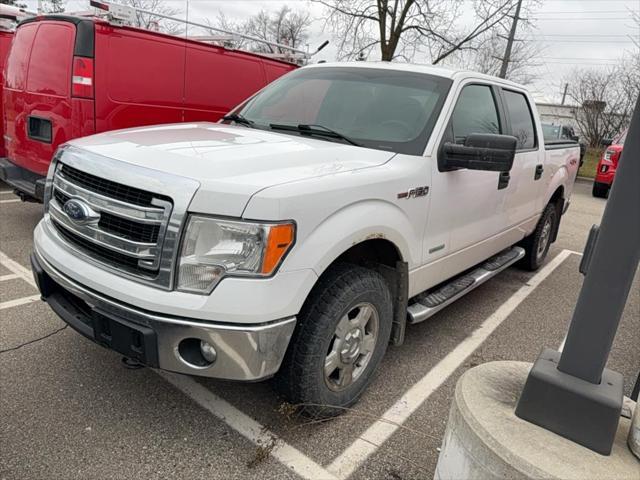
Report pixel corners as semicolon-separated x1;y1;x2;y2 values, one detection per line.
0;30;15;158
3;17;95;184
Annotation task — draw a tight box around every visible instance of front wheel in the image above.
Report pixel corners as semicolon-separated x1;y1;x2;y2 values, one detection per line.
519;202;558;271
273;264;393;418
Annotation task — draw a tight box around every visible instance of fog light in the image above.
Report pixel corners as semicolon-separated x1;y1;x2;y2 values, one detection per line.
200;340;217;363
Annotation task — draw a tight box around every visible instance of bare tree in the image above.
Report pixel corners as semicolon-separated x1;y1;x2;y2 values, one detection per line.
119;0;183;35
42;0;65;13
567;55;639;147
208;6;311;54
313;0;519;63
450;25;542;85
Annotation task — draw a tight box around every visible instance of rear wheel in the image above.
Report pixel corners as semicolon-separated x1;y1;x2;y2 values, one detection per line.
274;264;392;418
519;202;558;271
592;182;609;198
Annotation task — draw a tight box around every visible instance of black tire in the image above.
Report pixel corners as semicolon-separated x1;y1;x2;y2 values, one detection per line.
273;263;393;418
519;202;558;271
592;182;609;198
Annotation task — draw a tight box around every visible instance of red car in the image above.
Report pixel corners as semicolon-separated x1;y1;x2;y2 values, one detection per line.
0;13;297;201
593;130;626;198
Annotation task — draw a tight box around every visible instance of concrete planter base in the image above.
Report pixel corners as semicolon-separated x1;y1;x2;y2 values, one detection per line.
434;361;639;480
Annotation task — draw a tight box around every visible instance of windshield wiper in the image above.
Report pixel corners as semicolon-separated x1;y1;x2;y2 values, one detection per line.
269;123;361;147
222;113;255;128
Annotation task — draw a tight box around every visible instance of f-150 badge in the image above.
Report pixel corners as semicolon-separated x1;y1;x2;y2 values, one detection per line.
397;186;429;199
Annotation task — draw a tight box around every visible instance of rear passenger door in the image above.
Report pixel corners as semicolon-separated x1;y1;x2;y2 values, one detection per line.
499;88;544;226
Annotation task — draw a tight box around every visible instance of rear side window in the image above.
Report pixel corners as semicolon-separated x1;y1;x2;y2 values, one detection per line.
5;23;37;90
503;90;536;149
26;22;75;96
449;85;501;143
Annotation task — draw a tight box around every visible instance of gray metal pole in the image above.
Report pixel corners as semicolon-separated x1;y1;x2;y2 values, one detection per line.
557;99;640;383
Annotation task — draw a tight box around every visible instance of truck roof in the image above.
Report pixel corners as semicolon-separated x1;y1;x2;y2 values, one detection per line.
304;61;529;90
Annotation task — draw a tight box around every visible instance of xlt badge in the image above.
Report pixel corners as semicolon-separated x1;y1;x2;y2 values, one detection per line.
397;186;429;199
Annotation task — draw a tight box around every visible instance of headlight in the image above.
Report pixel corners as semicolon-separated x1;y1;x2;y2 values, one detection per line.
177;215;295;293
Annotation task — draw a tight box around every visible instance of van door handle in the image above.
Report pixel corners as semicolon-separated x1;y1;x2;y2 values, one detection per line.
498;171;510;190
535;164;544;180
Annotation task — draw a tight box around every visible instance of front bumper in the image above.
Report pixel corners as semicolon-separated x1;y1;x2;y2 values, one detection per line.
0;157;46;201
31;250;296;381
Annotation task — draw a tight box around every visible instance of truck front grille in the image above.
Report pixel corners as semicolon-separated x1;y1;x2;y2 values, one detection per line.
59;163;169;207
49;161;173;284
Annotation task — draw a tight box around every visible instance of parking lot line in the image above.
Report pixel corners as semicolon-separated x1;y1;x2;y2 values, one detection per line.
0;250;36;287
159;371;338;480
327;249;579;479
0;198;20;204
0;274;19;282
0;294;41;310
0;190;13;194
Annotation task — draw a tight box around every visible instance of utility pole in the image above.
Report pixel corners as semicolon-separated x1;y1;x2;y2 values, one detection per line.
561;82;568;105
499;0;523;79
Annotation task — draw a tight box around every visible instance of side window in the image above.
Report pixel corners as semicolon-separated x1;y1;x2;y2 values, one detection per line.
449;85;500;143
503;90;536;150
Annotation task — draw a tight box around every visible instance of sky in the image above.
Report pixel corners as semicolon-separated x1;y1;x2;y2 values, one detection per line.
23;0;640;103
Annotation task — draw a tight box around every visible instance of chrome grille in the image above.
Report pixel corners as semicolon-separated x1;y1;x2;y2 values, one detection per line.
49;161;172;280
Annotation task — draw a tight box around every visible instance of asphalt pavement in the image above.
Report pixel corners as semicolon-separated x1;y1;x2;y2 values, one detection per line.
0;179;638;480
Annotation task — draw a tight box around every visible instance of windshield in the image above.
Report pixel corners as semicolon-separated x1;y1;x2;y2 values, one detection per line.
231;67;452;155
541;123;561;142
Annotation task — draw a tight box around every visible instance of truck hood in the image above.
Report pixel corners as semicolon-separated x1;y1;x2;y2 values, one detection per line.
69;123;394;216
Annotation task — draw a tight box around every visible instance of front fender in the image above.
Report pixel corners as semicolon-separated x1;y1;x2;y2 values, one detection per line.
282;199;420;277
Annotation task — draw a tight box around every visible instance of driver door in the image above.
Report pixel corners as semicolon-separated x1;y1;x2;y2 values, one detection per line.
424;82;510;280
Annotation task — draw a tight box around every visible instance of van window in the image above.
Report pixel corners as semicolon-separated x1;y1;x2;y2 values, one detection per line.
5;23;37;90
106;33;183;105
503;90;536;149
27;23;75;96
450;85;501;143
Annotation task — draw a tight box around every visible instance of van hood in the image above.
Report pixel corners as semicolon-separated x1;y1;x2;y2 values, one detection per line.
68;123;395;217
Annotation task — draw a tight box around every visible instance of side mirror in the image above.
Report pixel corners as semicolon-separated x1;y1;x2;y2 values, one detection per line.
441;133;517;172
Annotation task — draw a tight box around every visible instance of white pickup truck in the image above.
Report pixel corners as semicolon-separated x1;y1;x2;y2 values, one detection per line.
31;63;580;416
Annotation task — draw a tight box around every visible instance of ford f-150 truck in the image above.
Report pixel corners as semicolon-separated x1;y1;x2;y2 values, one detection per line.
31;63;580;417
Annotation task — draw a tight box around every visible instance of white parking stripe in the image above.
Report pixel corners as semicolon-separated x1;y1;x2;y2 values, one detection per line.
0;198;20;204
327;249;578;479
0;274;19;282
0;190;13;194
0;250;36;287
159;371;338;480
0;294;41;310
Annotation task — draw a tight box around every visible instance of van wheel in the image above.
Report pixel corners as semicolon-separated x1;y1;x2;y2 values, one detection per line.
519;203;557;271
274;264;392;418
592;182;609;198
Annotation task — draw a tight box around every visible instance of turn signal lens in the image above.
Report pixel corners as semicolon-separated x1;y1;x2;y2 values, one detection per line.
262;224;295;274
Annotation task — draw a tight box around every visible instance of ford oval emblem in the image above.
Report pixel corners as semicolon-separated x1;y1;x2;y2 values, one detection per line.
62;199;100;225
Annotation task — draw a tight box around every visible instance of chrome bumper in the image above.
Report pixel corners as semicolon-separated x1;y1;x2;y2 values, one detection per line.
32;249;296;381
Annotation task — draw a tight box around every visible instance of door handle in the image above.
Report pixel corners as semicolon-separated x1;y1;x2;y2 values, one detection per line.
535;164;544;180
498;171;510;190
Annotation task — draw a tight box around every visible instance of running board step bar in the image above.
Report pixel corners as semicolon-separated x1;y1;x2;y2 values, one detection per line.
407;246;525;324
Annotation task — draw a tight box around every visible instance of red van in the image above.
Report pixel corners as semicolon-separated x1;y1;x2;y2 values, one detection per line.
0;15;297;201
